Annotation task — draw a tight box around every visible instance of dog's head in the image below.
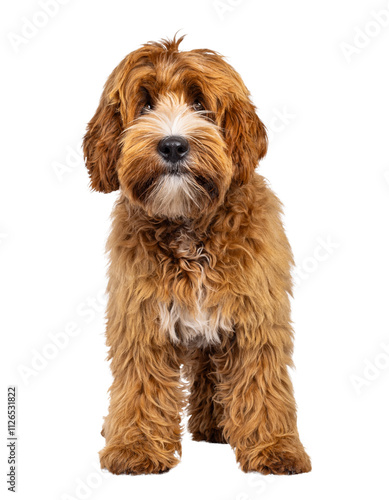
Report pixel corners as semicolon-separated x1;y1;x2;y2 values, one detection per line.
83;36;267;218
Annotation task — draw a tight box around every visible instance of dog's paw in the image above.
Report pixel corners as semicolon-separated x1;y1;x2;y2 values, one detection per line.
192;428;228;444
99;443;180;475
238;437;311;475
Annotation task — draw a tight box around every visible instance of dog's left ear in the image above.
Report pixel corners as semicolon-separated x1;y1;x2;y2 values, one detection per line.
222;98;268;185
83;72;123;193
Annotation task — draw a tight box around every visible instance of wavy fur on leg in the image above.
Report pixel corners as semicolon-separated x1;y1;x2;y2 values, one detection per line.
100;277;185;475
182;346;227;444
213;336;311;474
100;339;184;474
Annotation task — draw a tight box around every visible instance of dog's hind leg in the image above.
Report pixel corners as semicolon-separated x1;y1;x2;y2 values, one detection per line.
183;346;227;444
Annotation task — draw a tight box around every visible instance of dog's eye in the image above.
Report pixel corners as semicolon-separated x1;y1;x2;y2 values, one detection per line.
193;101;204;111
140;102;153;114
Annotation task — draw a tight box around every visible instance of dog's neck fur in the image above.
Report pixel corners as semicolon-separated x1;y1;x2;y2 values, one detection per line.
108;177;261;266
120;188;219;246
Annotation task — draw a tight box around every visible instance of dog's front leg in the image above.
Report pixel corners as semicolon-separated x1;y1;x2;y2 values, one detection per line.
215;324;311;475
100;331;184;475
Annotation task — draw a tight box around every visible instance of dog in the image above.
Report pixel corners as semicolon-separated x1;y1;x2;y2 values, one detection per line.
83;35;311;476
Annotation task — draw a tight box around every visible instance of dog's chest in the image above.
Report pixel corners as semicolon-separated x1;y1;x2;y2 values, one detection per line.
158;229;230;346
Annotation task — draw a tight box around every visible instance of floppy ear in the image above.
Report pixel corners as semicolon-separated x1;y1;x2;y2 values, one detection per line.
83;76;122;193
222;98;268;185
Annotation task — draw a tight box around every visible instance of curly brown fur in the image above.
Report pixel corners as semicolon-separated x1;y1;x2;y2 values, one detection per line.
83;35;311;475
182;346;227;444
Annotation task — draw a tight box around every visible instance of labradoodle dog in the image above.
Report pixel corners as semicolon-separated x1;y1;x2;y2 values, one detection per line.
83;35;311;476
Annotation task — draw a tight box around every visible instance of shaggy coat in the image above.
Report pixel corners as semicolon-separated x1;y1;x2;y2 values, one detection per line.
83;36;311;475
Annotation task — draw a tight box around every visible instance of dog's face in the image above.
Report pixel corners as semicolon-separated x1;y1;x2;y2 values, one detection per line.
84;36;267;219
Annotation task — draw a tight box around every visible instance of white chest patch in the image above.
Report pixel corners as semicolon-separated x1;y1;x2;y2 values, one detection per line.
159;296;232;347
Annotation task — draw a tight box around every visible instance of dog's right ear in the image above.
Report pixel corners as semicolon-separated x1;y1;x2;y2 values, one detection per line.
83;71;123;193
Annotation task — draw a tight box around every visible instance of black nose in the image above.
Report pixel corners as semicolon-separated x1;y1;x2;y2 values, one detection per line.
157;136;189;163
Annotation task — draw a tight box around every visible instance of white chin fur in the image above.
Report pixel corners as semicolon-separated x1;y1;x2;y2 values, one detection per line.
148;174;199;218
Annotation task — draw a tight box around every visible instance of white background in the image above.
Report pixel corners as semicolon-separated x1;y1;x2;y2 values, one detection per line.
1;0;389;499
